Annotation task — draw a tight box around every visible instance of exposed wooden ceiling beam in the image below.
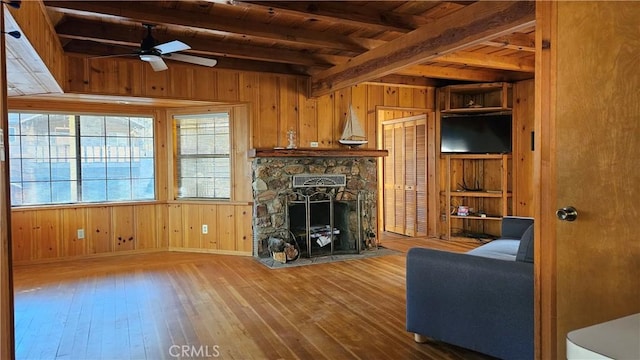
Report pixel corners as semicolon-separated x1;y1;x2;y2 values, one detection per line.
435;51;535;73
55;18;339;68
482;33;536;52
309;1;535;97
238;1;420;33
44;1;372;53
362;75;442;89
396;64;519;82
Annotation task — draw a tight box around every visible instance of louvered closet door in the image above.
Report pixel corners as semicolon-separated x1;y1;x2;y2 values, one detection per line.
382;115;428;237
393;123;405;234
382;124;398;233
403;121;417;236
415;119;428;236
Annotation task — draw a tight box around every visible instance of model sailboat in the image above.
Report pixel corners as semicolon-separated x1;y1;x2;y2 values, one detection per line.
339;105;368;147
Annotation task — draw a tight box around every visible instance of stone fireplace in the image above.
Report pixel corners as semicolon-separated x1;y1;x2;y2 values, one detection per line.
249;148;387;259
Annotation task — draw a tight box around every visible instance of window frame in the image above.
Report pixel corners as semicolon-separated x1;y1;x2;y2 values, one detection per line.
8;110;157;208
172;109;233;201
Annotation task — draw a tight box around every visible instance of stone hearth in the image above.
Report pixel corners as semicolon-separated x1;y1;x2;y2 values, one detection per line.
251;154;380;259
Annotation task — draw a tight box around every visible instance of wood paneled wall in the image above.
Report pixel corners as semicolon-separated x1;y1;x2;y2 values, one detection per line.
10;203;253;264
512;79;535;217
65;56;435;150
9;57;436;263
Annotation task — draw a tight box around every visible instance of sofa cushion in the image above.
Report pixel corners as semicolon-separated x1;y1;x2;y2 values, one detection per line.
516;225;534;263
501;216;534;240
466;240;519;261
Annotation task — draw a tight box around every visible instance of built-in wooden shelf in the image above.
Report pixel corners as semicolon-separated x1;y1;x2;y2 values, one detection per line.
248;148;388;158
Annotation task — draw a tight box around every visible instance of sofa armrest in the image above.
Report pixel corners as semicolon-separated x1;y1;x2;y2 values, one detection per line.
406;247;534;360
501;216;534;240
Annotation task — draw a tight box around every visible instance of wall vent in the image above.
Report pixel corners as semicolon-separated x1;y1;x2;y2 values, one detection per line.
292;174;346;188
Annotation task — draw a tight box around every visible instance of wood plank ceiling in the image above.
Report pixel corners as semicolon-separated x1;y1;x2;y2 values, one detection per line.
12;1;536;97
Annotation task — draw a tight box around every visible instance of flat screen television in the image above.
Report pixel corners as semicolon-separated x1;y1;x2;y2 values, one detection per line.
440;113;512;154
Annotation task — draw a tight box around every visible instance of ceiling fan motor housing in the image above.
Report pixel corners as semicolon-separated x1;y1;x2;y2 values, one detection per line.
141;25;158;53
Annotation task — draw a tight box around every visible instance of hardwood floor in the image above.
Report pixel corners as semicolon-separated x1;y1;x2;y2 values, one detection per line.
380;232;484;253
13;239;491;360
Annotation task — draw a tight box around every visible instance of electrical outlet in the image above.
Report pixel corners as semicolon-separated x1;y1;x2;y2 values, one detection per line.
310;141;319;148
441;214;447;222
77;229;85;239
202;224;208;234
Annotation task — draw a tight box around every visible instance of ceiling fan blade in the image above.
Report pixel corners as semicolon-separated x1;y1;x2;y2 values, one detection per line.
140;54;168;71
154;40;190;55
165;53;217;67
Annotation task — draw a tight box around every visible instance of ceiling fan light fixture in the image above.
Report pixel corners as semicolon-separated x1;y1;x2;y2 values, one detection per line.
139;54;159;62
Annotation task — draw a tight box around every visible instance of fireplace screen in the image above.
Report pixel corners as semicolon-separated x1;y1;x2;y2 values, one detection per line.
286;189;363;257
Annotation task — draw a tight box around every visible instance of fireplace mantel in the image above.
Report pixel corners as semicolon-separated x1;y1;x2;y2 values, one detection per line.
248;148;388;158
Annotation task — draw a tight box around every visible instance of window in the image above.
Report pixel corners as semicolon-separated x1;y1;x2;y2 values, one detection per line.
174;112;231;199
9;113;155;206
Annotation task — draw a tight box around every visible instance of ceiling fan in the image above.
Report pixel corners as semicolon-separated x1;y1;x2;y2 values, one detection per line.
118;24;217;71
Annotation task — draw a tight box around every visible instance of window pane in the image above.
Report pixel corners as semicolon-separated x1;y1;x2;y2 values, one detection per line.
21;159;50;182
21;182;52;205
131;138;154;157
132;178;154;199
196;158;215;178
9;161;21;182
49;114;74;135
51;181;78;203
10;183;23;206
107;161;131;179
196;134;215;154
214;178;231;198
130;117;153;137
178;158;197;177
8;113;20;135
214;134;230;154
213;158;230;174
21;113;48;135
21;135;49;159
8;135;20;157
196;178;216;197
82;159;106;180
178;177;197;198
50;136;76;162
106;136;130;155
82;180;106;202
105;116;131;136
51;159;77;181
107;179;131;201
80;116;105;136
131;158;154;179
180;134;198;154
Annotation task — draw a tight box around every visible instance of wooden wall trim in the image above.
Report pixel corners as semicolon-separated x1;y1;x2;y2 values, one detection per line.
513;79;535;217
0;5;15;359
534;2;558;359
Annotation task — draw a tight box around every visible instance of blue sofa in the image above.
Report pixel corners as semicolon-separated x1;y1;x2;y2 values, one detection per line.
406;217;534;360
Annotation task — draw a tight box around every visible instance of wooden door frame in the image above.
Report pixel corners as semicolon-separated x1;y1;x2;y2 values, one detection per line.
535;2;557;358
